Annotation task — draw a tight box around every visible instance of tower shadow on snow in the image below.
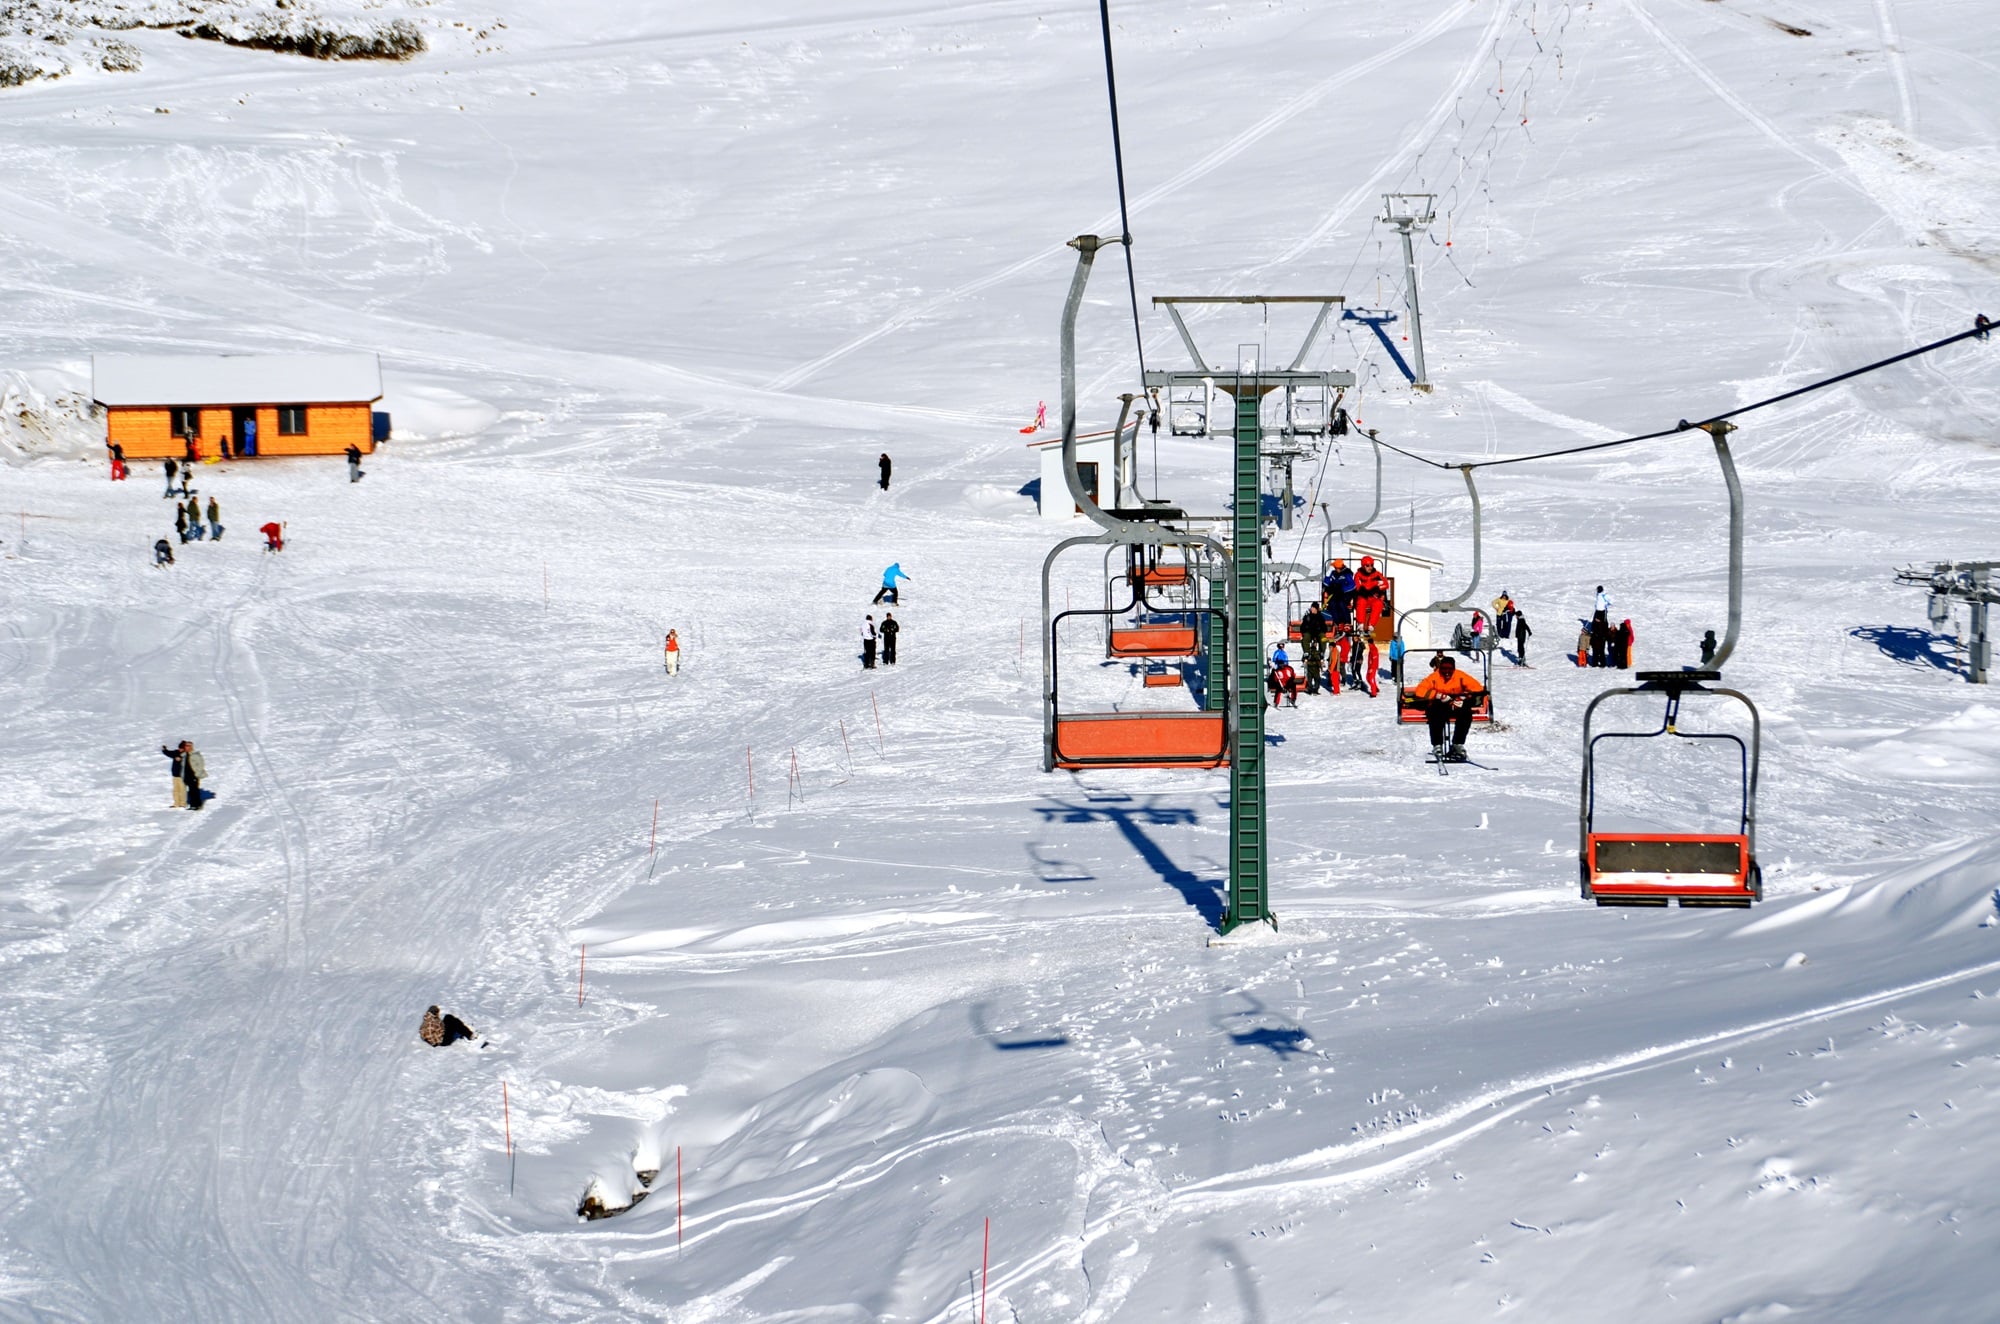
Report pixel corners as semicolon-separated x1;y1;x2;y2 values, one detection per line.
1852;624;1964;677
1034;794;1225;930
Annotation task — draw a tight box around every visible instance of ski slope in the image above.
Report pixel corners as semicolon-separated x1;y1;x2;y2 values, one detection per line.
2;1;1999;1319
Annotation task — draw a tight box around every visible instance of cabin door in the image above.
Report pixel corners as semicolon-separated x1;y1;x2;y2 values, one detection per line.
232;408;257;457
1074;462;1099;515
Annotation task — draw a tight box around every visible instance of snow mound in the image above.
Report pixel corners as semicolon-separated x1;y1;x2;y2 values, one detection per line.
377;377;500;443
701;1068;939;1189
1852;704;2000;784
0;365;97;463
1738;833;2000;942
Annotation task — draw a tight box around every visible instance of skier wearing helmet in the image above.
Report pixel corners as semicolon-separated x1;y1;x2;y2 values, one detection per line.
1352;556;1389;631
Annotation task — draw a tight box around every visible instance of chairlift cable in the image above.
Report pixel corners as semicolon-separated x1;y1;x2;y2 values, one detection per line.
1367;315;1995;472
1096;0;1149;387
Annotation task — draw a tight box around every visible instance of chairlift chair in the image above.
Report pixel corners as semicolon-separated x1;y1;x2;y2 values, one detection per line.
1393;642;1494;724
1580;670;1761;907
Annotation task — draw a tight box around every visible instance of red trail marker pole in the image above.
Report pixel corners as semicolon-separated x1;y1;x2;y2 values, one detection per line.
838;719;853;767
980;1217;990;1324
871;693;884;754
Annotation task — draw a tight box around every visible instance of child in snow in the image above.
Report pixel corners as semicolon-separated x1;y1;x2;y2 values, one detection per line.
153;538;175;568
260;522;284;552
664;629;681;676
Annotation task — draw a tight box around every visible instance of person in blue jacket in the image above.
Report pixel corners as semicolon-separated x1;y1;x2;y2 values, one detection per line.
873;563;910;604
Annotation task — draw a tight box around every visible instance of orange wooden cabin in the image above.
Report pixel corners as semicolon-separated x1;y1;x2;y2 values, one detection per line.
92;353;385;460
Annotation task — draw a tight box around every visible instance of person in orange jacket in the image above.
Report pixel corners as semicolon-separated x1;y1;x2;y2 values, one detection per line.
1352;556;1389;630
1409;653;1485;761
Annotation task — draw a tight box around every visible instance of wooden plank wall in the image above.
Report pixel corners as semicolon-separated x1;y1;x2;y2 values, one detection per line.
107;403;377;458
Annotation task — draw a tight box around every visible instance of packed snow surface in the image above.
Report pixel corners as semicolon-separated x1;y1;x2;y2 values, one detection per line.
3;1;2000;1319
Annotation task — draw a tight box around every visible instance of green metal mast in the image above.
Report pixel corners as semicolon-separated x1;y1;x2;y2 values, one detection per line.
1221;377;1272;933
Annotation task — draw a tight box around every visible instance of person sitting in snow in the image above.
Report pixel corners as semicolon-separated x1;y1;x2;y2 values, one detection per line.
419;1005;477;1047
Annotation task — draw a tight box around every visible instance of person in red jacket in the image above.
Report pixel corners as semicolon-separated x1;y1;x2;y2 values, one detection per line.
1410;654;1485;761
259;521;284;552
1352;556;1389;631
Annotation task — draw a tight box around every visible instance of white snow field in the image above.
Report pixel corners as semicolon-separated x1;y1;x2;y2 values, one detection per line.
4;0;2000;1318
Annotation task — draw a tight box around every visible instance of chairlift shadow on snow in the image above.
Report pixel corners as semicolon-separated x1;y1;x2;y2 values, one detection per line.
1216;991;1314;1059
967;1001;1070;1053
1852;624;1963;677
1034;794;1224;930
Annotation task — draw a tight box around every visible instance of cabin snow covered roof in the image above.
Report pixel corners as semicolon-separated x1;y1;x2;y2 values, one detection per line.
91;353;383;408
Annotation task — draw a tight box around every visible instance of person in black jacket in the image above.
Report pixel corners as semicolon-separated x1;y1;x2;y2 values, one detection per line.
879;612;900;664
1299;603;1328;693
877;452;892;491
154;538;175;568
163;457;178;498
346;444;365;483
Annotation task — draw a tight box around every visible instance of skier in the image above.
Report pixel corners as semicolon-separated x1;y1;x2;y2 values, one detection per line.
160;740;191;808
1410;654;1485;763
1267;651;1299;709
862;615;878;669
206;495;222;541
1355;629;1381;697
1490;590;1516;639
1700;629;1718;666
879;612;900;665
109;442;127;481
1299;601;1328;694
1322;558;1355;617
153;538;175;568
663;629;681;676
1615;619;1635;670
1353;556;1389;632
873;563;910;605
184;494;205;541
163;457;179;498
877;452;892;491
260;521;283;552
346;444;365;483
1513;611;1532;666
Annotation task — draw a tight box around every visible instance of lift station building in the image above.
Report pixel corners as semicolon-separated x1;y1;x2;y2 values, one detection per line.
92;353;385;459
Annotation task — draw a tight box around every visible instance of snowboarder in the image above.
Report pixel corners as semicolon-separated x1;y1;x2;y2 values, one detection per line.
873;563;910;605
419;1006;477;1047
183;495;205;540
1513;611;1532;666
862;615;878;669
153;538;175;568
346;444;365;483
1615;619;1635;670
206;496;222;541
879;612;900;665
1700;629;1718;666
109;442;127;481
1410;654;1485;762
161;740;191;808
163;457;179;498
877;452;892;491
664;629;681;676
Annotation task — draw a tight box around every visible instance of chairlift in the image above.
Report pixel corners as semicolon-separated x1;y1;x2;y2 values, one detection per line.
1578;420;1763;906
1394;640;1494;724
1580;671;1760;906
1391;465;1493;724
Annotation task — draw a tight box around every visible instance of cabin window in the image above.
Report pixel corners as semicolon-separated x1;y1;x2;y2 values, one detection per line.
277;406;307;435
170;408;200;436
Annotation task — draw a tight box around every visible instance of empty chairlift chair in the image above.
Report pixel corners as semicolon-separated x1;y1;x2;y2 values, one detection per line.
1579;670;1762;907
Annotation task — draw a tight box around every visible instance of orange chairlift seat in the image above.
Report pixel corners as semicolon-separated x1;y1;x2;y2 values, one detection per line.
1109;623;1199;657
1580;671;1762;907
1052;711;1227;769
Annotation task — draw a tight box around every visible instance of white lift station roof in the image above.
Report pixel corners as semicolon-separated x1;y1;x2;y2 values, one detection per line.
91;353;383;408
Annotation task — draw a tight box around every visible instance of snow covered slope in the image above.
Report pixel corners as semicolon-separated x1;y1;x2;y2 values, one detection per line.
2;1;1999;1319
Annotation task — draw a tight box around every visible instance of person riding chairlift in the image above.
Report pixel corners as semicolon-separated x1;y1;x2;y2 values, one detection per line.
1409;653;1486;762
1352;556;1388;631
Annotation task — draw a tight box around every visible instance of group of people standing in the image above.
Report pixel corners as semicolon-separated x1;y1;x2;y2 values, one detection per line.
863;563;910;669
1288;554;1393;699
135;436;312;564
159;740;206;810
1579;585;1635;668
